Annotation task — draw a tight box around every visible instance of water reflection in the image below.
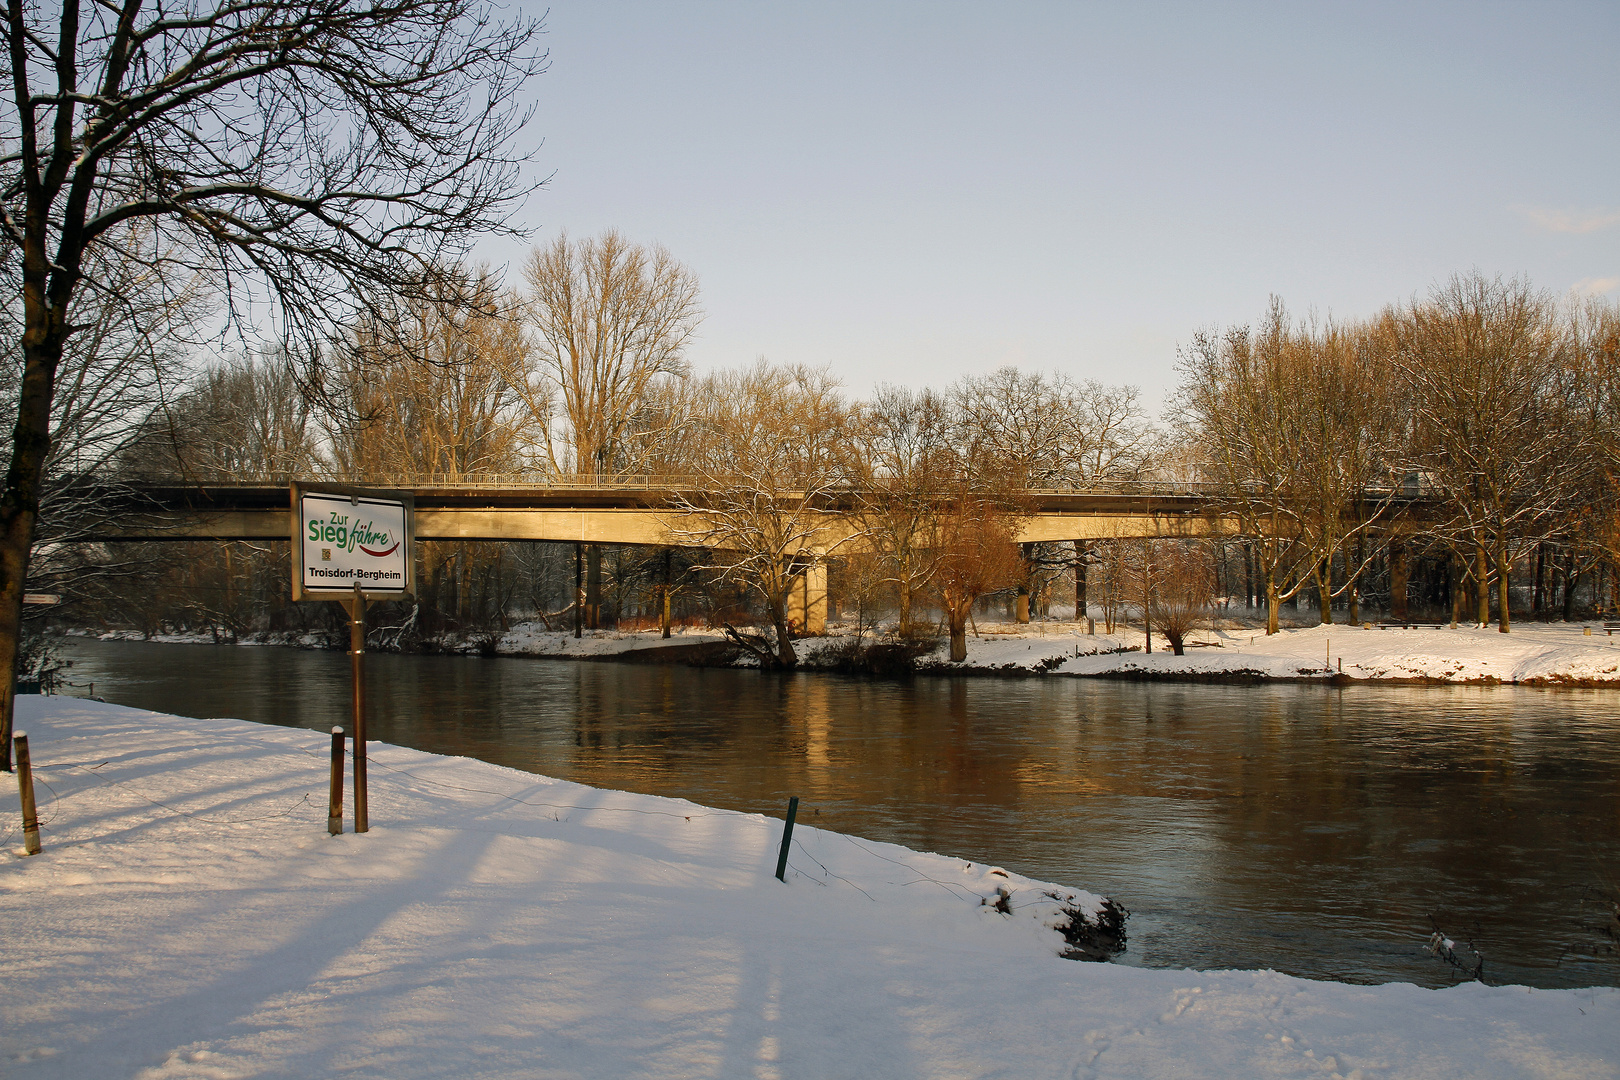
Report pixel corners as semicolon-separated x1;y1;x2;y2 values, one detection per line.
55;637;1620;989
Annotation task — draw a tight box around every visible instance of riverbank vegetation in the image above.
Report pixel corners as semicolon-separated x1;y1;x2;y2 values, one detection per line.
8;223;1620;675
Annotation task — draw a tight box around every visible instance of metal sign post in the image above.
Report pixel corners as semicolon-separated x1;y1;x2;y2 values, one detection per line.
291;484;413;834
346;581;369;832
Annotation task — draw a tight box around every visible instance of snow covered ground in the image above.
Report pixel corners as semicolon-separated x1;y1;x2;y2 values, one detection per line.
492;622;730;658
910;620;1620;686
82;623;733;658
3;699;1616;1079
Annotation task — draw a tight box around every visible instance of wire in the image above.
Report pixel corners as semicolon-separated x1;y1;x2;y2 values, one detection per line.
51;760;316;826
837;832;984;903
789;838;875;900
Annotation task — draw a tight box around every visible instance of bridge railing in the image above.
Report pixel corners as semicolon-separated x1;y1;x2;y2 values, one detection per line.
139;472;1242;497
127;472;1444;501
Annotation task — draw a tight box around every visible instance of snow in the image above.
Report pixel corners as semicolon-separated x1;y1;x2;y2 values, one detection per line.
82;623;731;658
908;620;1620;686
4;699;1616;1079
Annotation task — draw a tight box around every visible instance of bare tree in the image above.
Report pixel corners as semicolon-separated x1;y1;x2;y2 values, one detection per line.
327;269;534;629
1391;274;1578;631
1174;300;1397;632
329;270;532;481
1051;377;1159;484
952;367;1066;487
129;350;318;481
1141;540;1214;656
1173;305;1315;633
664;361;854;668
0;0;546;765
930;490;1025;662
518;230;702;478
3;237;209;656
851;384;956;636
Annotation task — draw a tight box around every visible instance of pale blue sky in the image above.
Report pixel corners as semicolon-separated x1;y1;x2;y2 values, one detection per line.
486;2;1619;409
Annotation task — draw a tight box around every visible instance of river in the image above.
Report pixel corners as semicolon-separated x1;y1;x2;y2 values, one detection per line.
53;636;1620;989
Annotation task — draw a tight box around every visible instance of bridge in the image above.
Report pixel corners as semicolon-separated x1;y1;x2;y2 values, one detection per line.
83;477;1242;546
76;477;1251;633
78;476;1442;631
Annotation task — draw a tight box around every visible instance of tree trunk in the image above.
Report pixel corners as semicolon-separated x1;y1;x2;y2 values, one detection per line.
1532;542;1546;616
948;601;969;662
1316;561;1333;626
586;544;602;629
770;601;798;668
1266;573;1279;635
1244;542;1255;610
0;332;64;772
1563;553;1579;622
457;542;472;623
1074;541;1088;621
1475;543;1491;626
1389;537;1408;621
573;542;583;638
1458;553;1470;621
1348;534;1363;625
1495;544;1512;633
1015;543;1033;623
660;548;672;638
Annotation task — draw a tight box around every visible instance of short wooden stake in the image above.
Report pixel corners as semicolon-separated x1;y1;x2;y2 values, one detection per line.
13;732;40;856
775;796;799;883
328;727;345;834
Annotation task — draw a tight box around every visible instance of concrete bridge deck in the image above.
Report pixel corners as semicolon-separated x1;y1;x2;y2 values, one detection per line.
83;480;1245;545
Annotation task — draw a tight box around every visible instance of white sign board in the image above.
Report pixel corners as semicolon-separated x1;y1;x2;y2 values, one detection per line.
294;488;413;599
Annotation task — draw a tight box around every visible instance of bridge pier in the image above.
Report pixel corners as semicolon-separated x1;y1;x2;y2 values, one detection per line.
786;559;828;635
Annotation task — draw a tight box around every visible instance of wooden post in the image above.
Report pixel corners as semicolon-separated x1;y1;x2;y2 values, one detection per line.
328;727;345;835
775;796;799;883
349;582;369;834
13;732;40;855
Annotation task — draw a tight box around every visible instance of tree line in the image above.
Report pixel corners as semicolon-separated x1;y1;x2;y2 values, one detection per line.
51;235;1163;668
15;225;1619;675
1175;275;1620;635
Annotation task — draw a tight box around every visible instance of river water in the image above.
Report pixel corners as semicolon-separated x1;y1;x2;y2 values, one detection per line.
54;636;1620;989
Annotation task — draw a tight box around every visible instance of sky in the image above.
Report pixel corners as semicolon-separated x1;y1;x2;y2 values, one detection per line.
479;2;1620;412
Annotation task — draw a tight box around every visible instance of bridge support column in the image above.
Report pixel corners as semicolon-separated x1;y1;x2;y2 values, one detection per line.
1389;536;1408;621
786;558;827;635
1015;543;1034;623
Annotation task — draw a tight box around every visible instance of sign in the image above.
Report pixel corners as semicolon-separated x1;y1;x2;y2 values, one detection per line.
292;485;414;600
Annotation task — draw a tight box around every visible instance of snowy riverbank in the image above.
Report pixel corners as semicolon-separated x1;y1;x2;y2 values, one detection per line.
4;700;1617;1079
79;618;1620;686
914;620;1620;686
